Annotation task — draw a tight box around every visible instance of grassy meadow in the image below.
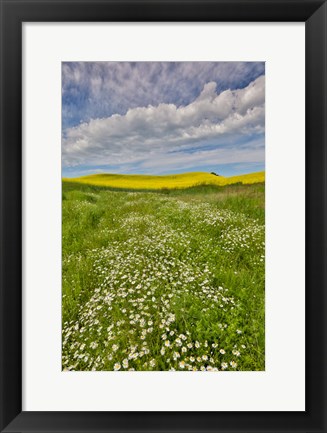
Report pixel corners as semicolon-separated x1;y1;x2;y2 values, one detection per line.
62;174;265;371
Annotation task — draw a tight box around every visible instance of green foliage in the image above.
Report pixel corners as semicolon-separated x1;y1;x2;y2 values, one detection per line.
62;182;265;371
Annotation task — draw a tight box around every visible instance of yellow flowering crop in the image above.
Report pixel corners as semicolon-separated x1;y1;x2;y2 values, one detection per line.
63;171;265;190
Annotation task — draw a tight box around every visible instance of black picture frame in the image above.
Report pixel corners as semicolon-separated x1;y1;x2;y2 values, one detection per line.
0;1;326;432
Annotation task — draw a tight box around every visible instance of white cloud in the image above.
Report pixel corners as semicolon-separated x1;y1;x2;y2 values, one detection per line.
139;143;264;174
62;75;265;170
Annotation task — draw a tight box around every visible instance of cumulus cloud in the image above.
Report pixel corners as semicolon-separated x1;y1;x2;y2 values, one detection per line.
62;74;265;172
62;61;265;129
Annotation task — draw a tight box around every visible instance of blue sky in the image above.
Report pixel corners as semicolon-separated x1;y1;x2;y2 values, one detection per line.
62;62;265;177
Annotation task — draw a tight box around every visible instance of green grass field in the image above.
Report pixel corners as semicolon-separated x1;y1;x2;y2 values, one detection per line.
62;180;265;371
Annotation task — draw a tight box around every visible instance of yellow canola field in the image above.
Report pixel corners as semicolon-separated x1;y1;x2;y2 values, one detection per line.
63;171;265;190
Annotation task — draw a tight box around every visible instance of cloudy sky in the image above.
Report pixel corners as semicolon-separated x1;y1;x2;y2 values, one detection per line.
62;62;265;177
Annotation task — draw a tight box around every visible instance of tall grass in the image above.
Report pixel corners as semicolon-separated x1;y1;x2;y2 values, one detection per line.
62;182;265;371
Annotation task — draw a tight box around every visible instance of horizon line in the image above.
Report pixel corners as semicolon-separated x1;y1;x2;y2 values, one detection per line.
63;169;265;179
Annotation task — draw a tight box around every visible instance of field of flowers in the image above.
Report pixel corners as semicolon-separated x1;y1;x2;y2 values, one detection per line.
63;171;265;190
62;181;265;371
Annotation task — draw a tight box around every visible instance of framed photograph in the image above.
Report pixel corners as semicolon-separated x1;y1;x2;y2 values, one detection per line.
0;0;326;432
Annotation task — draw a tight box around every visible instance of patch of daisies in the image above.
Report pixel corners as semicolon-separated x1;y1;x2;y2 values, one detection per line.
62;193;264;371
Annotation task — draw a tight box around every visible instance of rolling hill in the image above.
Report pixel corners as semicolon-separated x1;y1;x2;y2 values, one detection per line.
62;171;265;190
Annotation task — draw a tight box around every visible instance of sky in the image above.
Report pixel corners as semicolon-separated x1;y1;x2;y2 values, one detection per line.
62;62;265;177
